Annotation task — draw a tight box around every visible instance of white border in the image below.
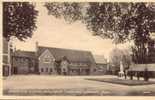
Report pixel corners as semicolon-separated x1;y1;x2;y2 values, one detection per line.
1;0;155;100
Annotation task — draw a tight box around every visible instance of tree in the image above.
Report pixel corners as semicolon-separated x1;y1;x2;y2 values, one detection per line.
44;2;155;64
3;2;38;41
109;48;122;72
86;3;155;64
44;2;83;23
109;48;132;71
122;49;132;69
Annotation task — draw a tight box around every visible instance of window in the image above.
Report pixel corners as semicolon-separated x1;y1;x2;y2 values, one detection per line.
50;68;53;72
72;69;74;72
41;68;44;72
23;58;25;62
3;56;8;64
63;68;66;72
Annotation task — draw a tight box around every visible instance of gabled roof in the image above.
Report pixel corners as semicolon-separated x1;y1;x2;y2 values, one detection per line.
13;50;36;59
37;46;95;64
94;55;107;64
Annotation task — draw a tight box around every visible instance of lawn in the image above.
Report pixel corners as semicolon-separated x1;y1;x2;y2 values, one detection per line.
86;78;155;86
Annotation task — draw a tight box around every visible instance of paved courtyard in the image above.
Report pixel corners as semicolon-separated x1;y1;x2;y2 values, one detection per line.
3;75;155;96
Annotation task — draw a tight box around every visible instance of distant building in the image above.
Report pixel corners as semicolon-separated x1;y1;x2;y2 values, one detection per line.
94;55;108;75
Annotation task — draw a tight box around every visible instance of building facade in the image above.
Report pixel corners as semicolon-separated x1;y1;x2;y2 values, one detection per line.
37;46;96;75
12;50;37;74
38;49;57;75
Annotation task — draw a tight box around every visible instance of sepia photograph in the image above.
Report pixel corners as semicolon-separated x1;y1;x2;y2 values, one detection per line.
2;1;155;96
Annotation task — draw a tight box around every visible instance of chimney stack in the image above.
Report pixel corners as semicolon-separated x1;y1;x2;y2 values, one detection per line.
35;41;39;52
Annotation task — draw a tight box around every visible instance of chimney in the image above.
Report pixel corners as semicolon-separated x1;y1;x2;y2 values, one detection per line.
35;41;39;55
36;41;38;50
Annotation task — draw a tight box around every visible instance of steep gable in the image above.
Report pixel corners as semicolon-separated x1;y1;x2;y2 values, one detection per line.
39;49;55;61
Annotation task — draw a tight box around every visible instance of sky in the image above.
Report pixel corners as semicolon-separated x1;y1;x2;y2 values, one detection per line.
12;2;132;60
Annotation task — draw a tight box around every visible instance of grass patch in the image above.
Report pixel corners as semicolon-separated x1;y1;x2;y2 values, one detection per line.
86;78;155;86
